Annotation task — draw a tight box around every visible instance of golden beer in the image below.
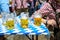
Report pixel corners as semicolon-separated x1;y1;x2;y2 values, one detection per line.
34;17;42;26
6;19;14;30
21;19;28;29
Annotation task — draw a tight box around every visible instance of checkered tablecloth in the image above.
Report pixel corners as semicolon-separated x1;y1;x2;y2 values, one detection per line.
0;16;50;36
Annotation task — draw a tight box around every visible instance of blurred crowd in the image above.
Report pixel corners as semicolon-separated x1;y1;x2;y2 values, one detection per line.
0;0;60;40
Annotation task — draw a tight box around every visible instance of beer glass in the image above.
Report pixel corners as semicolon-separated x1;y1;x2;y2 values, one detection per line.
34;13;42;26
3;13;15;30
20;12;29;28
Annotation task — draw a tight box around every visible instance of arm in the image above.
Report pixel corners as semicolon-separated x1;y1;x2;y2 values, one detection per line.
38;2;55;19
31;2;56;27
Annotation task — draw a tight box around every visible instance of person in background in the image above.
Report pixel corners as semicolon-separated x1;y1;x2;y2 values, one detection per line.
0;0;10;40
32;0;60;28
31;0;60;38
47;0;60;33
12;0;29;15
37;0;56;26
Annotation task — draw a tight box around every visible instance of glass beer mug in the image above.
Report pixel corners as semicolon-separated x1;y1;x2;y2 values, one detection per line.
34;13;42;26
3;13;15;30
20;12;29;29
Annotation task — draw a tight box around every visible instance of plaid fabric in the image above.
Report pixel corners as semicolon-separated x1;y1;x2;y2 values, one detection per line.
0;16;50;37
37;2;55;19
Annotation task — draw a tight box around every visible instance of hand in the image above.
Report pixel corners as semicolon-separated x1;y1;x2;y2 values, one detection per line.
56;9;60;13
42;19;46;24
47;19;56;26
42;19;56;27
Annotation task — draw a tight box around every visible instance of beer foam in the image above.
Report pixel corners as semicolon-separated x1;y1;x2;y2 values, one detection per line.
34;15;41;18
8;18;13;21
21;16;28;19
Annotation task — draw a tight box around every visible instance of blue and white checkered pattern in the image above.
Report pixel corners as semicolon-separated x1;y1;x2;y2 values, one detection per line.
0;16;50;36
